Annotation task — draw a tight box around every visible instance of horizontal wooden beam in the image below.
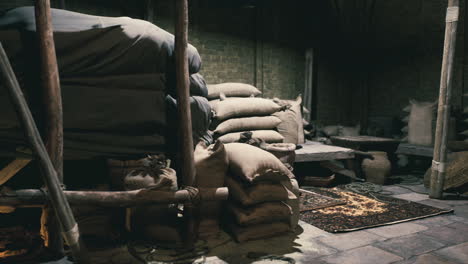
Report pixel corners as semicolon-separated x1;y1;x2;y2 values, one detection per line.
0;187;228;208
0;159;31;186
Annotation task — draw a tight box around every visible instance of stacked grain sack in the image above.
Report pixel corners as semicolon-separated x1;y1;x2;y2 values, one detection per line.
108;155;182;246
399;100;436;146
207;83;285;144
223;143;299;242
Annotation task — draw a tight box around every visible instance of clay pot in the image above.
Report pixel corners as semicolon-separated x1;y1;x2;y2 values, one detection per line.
361;151;391;185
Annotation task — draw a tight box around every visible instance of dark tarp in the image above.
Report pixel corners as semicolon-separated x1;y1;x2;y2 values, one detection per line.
0;7;208;159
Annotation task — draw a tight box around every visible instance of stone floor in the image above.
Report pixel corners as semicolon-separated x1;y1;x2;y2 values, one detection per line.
45;183;468;264
205;183;468;264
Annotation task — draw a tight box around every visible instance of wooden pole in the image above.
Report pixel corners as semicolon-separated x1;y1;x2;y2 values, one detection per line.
0;43;88;262
34;0;66;257
0;187;229;207
430;0;460;199
174;0;196;249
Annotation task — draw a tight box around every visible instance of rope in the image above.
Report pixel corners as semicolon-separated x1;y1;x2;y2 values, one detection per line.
184;186;201;206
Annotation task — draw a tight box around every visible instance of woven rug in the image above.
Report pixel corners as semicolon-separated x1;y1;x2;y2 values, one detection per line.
299;189;346;212
300;186;453;233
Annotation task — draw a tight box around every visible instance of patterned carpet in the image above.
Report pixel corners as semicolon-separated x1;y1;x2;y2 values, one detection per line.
299;186;453;232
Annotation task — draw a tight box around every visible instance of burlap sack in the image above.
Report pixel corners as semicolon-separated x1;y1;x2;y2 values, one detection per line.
228;202;292;226
225;143;295;184
273;96;304;144
218;130;284;144
194;141;228;235
226;221;290;242
225;176;291;206
339;124;360;136
214;116;282;136
212;98;282;121
207;83;261;100
408;100;435;146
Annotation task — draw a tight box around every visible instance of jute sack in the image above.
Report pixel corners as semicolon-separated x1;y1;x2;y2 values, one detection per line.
194;141;228;233
408;100;436;146
218;130;284;144
227;202;292;226
208;97;244;109
273;96;304;144
212;98;282;121
214;116;282;136
225;176;291;206
225;143;295;184
207;83;261;100
226;221;290;242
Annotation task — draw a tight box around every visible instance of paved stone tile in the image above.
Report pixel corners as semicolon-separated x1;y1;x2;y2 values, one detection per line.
397;184;428;194
285;238;337;259
317;230;384;251
367;222;428;238
321;246;403;264
412;215;455;227
298;220;331;238
382;185;412;195
447;215;468;224
418;199;453;210
422;224;468;245
393;192;428;202
453;205;468;218
447;222;468;233
434;242;468;264
373;233;446;258
394;253;462;264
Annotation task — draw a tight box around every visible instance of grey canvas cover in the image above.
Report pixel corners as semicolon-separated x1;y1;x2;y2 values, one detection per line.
0;7;205;159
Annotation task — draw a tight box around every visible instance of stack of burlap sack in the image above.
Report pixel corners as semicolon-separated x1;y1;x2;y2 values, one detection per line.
207;83;305;145
400;100;436;146
107;155;182;246
400;99;458;146
223;143;299;242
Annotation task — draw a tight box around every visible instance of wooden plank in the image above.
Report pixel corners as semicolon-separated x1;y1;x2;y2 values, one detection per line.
396;143;435;157
295;141;354;162
0;159;31;186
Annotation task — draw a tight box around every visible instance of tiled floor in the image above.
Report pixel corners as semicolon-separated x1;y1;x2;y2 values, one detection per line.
291;184;468;264
44;183;468;264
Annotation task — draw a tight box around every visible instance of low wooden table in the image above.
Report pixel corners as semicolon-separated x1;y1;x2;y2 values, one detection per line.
330;136;401;153
295;141;355;162
330;136;401;178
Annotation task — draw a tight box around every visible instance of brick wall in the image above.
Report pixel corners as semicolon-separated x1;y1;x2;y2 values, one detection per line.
3;0;465;135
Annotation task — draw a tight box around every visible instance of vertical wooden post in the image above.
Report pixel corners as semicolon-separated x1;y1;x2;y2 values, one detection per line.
34;0;65;257
57;0;66;10
174;0;196;249
430;0;459;199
